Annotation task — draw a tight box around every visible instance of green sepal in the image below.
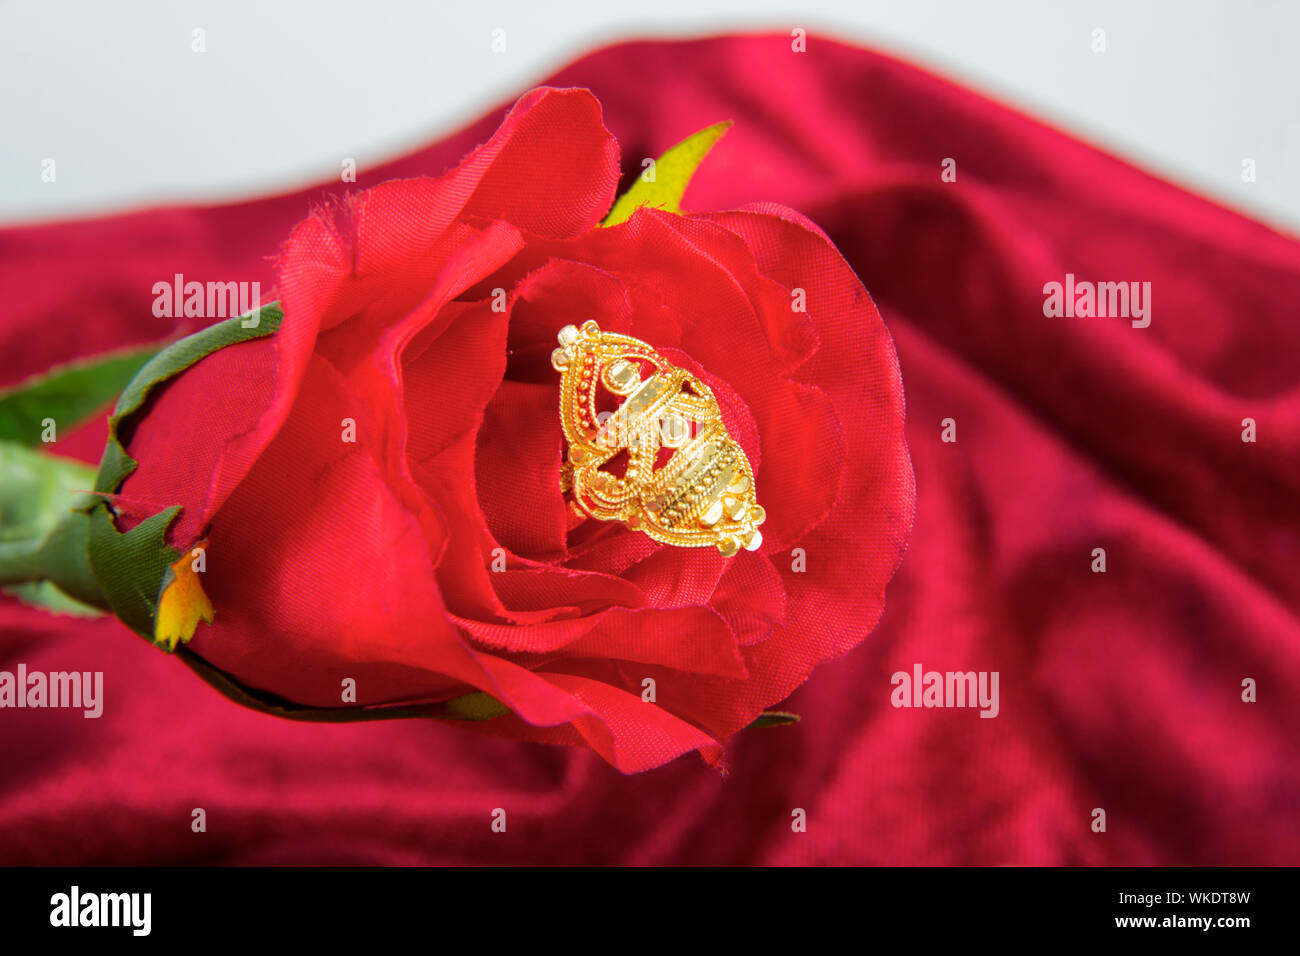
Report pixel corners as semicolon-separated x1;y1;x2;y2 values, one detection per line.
83;304;283;640
86;503;180;640
94;305;283;494
0;344;161;447
173;654;519;725
746;710;801;729
440;691;512;721
602;120;732;227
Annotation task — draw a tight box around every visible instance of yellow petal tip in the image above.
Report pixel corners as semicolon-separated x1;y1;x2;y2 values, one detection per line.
154;540;214;651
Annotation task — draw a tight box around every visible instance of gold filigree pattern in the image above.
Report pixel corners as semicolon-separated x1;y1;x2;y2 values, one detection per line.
552;321;765;556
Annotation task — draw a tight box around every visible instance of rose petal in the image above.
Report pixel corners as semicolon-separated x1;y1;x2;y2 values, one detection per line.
475;380;568;559
460;669;723;773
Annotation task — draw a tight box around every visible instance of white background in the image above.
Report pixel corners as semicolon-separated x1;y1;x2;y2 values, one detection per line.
1;0;1296;231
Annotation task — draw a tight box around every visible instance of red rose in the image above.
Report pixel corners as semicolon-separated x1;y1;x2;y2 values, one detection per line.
96;87;914;772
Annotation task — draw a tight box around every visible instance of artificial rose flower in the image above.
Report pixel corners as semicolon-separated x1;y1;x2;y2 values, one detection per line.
89;87;914;772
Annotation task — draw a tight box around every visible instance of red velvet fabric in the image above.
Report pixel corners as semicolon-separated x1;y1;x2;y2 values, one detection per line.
2;35;1297;864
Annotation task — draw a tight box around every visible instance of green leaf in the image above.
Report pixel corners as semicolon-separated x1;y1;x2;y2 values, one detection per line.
0;344;161;446
0;441;96;544
602;120;732;227
0;442;104;613
5;582;101;616
746;710;801;729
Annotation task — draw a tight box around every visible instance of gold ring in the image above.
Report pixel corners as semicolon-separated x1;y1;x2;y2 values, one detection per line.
553;321;765;556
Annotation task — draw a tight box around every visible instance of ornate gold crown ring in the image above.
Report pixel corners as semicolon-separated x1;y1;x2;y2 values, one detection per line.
552;321;765;556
